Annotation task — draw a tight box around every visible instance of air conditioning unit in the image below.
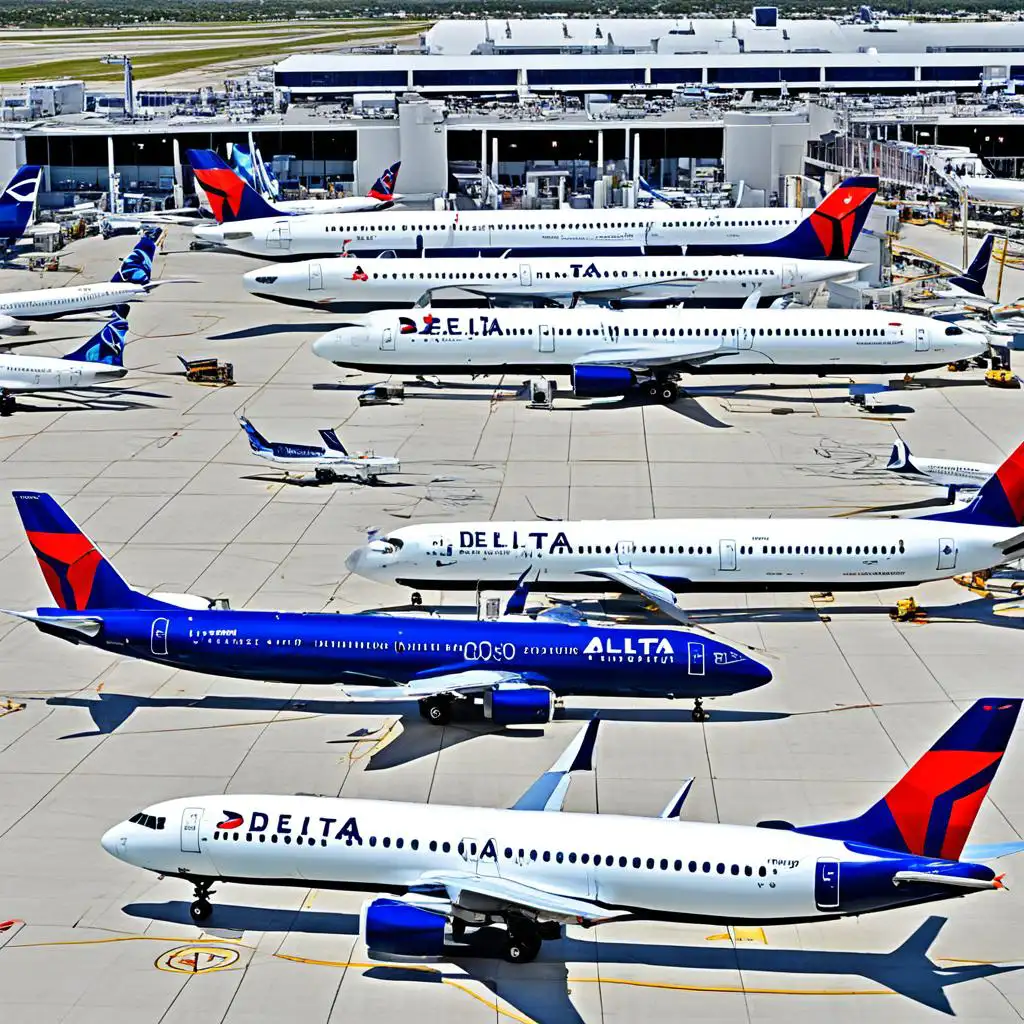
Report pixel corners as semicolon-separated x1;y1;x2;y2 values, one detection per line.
527;378;555;409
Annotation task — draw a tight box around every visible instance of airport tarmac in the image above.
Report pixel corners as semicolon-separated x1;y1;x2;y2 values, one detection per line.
0;225;1023;1022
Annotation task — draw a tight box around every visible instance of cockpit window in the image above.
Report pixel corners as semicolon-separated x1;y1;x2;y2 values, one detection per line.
254;276;278;284
944;325;964;336
382;536;404;550
129;812;166;830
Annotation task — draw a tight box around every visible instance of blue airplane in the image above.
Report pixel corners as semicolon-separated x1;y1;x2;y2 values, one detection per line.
0;164;42;250
5;492;772;724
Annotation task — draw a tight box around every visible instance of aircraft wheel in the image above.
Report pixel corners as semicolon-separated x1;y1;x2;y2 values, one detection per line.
0;394;14;417
450;917;467;939
658;381;679;404
410;592;423;607
419;696;452;725
190;899;212;923
644;382;661;401
691;698;710;723
505;918;542;964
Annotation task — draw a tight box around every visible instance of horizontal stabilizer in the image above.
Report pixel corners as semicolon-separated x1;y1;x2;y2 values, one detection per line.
511;718;599;812
961;841;1024;861
1;608;102;637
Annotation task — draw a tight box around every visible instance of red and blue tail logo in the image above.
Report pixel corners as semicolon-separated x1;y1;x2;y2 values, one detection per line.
368;161;400;201
798;699;1022;860
13;491;166;611
186;149;282;224
926;437;1024;529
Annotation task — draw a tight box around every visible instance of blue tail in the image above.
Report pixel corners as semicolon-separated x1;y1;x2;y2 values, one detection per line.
688;176;878;259
0;164;41;246
638;176;674;206
111;235;156;285
924;438;1024;527
239;414;271;452
318;428;347;454
13;491;169;611
795;698;1022;859
63;316;128;366
368;162;401;201
886;438;915;473
253;146;281;200
227;143;261;193
948;235;994;297
186;149;284;224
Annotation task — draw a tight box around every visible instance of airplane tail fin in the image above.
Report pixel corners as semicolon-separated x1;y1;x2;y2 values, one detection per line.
797;698;1022;859
62;315;129;366
226;142;261;194
12;491;166;611
948;234;994;297
367;161;401;201
887;438;913;472
110;235;156;285
185;149;281;223
924;438;1024;527
239;414;271;453
0;164;41;242
317;428;347;454
766;176;878;259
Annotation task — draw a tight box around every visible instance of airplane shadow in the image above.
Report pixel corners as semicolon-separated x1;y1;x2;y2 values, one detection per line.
239;472;415;489
9;392;161;413
118;905;1020;1018
43;691;785;769
209;323;355;340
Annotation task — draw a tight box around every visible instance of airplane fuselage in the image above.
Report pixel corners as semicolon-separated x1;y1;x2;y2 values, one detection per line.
902;458;995;489
33;607;768;697
103;793;997;925
243;255;860;312
346;517;1016;593
0;281;145;321
0;352;126;393
311;308;984;377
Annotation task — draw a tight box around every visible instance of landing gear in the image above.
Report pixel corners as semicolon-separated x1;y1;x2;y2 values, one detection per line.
0;393;14;417
504;915;542;964
419;695;452;725
410;592;423;607
450;917;467;940
644;379;678;404
315;467;336;484
691;697;709;723
189;880;215;923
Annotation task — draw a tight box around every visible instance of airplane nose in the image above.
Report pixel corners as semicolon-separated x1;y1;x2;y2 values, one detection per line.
345;547;363;573
101;825;125;859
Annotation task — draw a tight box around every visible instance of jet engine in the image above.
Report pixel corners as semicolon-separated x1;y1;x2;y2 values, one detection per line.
571;365;636;398
484;686;555;724
361;896;449;959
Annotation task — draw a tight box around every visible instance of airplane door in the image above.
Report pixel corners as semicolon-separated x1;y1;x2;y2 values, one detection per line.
460;836;501;878
815;858;840;910
308;262;323;290
937;537;958;571
381;328;394;351
719;539;737;571
150;617;169;656
519;263;532;287
687;641;705;676
539;324;554;353
180;807;203;854
737;327;753;349
783;262;796;289
616;540;634;565
915;327;929;352
278;221;292;250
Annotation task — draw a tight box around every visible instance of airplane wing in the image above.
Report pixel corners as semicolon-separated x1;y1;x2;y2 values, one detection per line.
574;275;705;301
574;344;728;371
339;668;534;701
510;718;599;812
577;566;691;625
412;869;623;924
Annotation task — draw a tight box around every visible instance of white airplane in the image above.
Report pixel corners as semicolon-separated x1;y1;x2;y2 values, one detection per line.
0;314;130;414
242;253;866;313
345;438;1024;619
311;307;984;404
189;149;402;219
0;234;170;334
188;161;878;262
239;415;400;484
886;438;996;493
100;705;1024;966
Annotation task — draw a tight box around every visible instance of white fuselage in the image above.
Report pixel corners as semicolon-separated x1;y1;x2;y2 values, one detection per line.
243;254;862;312
311;308;984;376
0;352;126;393
193;205;808;258
252;448;400;479
959;176;1024;206
0;281;146;321
902;456;996;490
345;517;1015;592
274;196;396;215
102;794;872;923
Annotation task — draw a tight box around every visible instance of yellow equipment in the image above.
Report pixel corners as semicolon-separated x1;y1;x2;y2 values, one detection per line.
985;368;1020;388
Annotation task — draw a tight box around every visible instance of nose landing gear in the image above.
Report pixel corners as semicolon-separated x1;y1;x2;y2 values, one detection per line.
189;879;215;923
691;697;709;723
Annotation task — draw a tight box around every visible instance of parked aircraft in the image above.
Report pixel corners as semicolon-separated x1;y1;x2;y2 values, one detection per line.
0;164;42;250
0;315;130;413
189;149;402;219
242;252;866;313
0;235;168;333
100;702;1022;965
886;438;995;493
311;307;983;403
4;491;770;724
239;415;400;484
345;437;1024;619
188;161;877;260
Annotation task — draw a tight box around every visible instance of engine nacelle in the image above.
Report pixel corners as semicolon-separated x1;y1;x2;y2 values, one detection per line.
571;364;636;398
361;897;448;959
484;685;555;724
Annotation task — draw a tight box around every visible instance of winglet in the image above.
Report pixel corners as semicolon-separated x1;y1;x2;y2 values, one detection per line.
503;567;533;617
658;778;695;819
509;718;600;812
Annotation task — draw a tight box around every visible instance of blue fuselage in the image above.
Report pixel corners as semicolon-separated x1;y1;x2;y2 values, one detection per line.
42;607;770;697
